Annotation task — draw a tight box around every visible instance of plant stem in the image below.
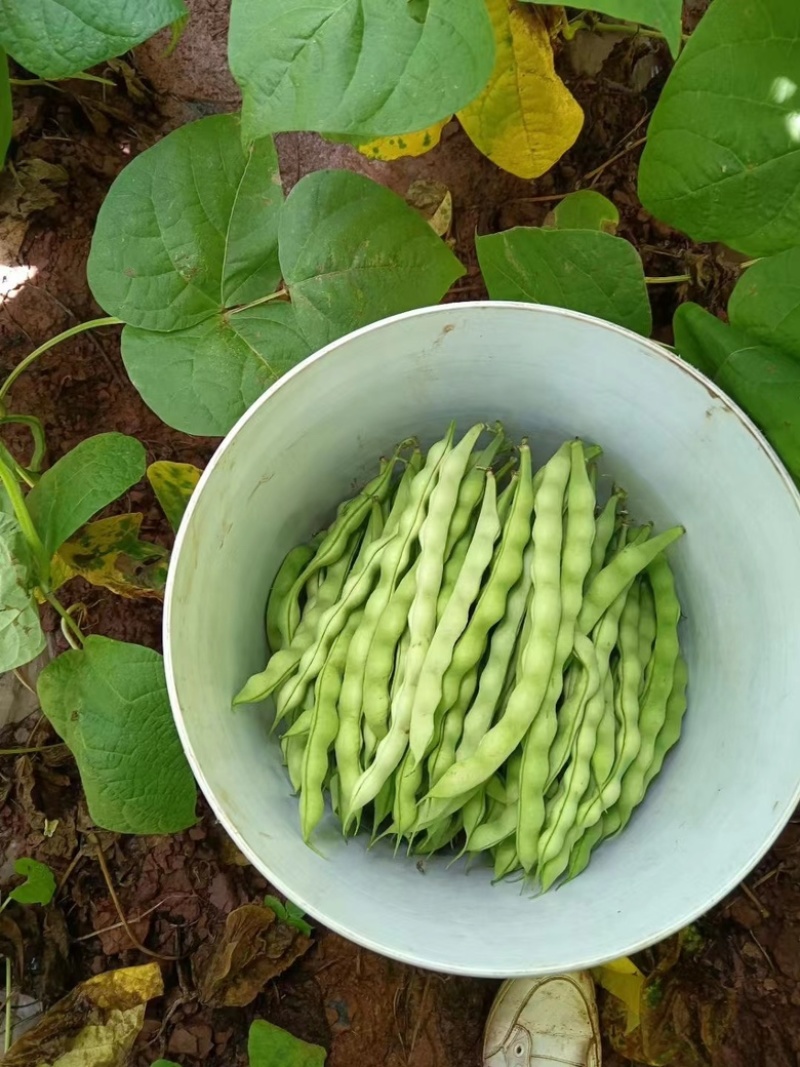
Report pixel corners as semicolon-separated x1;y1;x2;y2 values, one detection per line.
645;274;691;285
0;745;59;756
0;317;123;404
228;289;289;316
43;592;84;647
4;956;11;1054
0;415;46;472
0;448;49;580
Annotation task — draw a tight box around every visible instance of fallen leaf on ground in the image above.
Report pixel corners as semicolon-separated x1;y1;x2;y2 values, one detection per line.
195;903;312;1008
0;962;163;1066
248;1019;326;1067
457;0;583;178
405;180;453;238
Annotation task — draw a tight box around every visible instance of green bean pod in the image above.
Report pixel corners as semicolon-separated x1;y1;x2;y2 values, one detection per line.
642;654;688;792
282;449;405;644
409;470;501;762
578;525;684;635
345;426;485;824
428;443;572;801
267;543;315;652
586;489;624;588
605;553;683;837
299;612;360;842
517;440;596;871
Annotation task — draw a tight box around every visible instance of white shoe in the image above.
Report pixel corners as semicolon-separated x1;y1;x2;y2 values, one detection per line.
483;972;601;1067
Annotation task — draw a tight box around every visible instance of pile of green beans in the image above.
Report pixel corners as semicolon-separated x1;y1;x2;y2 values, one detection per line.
234;424;687;891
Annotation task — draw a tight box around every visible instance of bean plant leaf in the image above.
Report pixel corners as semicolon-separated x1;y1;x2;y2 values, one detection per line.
552;190;619;233
456;0;583;180
476;227;652;335
147;461;202;532
536;1;683;56
228;0;495;143
264;895;313;938
638;0;800;257
673;302;800;483
353;117;451;162
727;249;800;360
0;510;45;673
90;116;462;436
25;433;146;558
280;170;465;349
0;0;188;80
87;116;283;334
37;636;197;835
248;1019;326;1067
8;857;56;905
0;46;11;167
151;1062;180;1067
50;513;169;600
121;302;310;437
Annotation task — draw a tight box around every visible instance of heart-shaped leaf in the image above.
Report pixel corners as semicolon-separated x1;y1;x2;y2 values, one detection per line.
89;117;464;436
457;0;583;179
26;433;146;557
229;0;495;142
38;636;197;835
279;169;464;349
87;115;283;334
0;0;188;80
477;227;651;335
639;0;800;256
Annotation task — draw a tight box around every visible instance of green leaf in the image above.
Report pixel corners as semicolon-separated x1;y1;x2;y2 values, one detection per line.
151;1062;180;1067
280;169;464;348
248;1020;326;1067
8;857;56;905
727;249;800;360
264;894;313;938
146;461;202;533
538;1;683;56
552;190;619;233
229;0;495;143
26;433;146;558
0;47;11;167
0;510;45;673
673;302;800;482
476;227;651;335
88;115;283;334
37;636;197;835
638;0;800;257
0;0;188;80
91;118;463;436
121;303;310;437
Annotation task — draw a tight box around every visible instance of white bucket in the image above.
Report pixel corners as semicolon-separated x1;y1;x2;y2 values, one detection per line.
164;302;800;977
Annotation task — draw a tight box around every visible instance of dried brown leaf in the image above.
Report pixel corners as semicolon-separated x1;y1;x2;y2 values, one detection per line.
195;903;312;1008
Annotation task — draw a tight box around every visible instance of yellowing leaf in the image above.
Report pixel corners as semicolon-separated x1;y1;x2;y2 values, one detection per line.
593;956;645;1034
51;514;168;600
355;117;451;161
147;460;202;533
2;963;162;1067
457;0;583;179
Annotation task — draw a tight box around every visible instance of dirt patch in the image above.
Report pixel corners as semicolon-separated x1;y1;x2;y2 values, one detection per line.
1;2;795;1066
